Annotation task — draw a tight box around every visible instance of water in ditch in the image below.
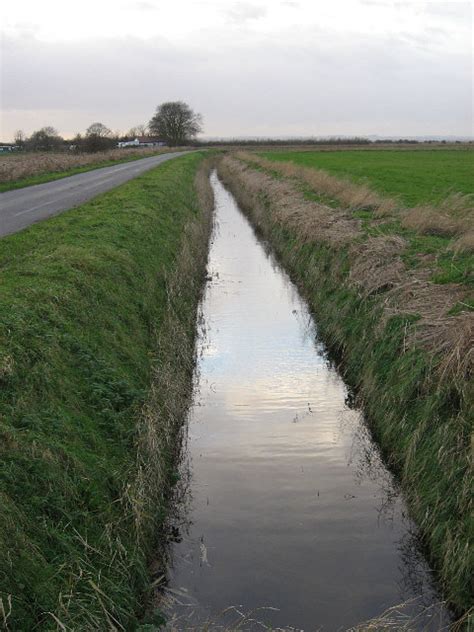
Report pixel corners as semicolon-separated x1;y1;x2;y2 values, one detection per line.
157;172;450;630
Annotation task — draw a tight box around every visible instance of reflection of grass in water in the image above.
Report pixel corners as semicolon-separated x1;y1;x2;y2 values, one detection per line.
140;596;460;631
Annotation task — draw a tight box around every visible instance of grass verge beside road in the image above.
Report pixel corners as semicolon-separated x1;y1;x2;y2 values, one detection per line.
0;151;213;629
217;153;473;623
0;147;180;192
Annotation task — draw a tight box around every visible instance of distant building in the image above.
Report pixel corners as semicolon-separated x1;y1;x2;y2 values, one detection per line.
118;136;167;148
0;145;19;152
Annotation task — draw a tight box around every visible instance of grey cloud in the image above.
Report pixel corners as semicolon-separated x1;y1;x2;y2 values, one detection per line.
423;1;472;22
359;1;392;6
4;20;40;39
223;2;267;24
122;1;157;10
132;1;157;11
1;26;472;139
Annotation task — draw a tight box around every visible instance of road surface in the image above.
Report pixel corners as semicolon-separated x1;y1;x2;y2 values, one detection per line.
0;151;190;237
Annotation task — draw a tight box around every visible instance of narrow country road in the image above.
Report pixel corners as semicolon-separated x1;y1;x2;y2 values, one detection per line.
0;151;190;237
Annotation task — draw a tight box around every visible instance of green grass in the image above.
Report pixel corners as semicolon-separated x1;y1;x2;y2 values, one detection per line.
0;150;173;192
0;152;210;629
260;149;474;206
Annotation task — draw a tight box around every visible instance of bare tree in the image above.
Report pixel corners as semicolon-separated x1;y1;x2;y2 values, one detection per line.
84;122;115;152
149;102;202;146
14;130;27;148
26;127;64;151
127;124;149;138
136;123;149;137
42;126;59;136
86;122;112;138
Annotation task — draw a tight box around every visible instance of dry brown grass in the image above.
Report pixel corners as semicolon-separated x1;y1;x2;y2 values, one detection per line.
0;147;174;183
402;193;474;237
219;155;473;385
239;153;474;237
220;155;361;248
414;311;473;384
237;152;399;217
349;235;407;297
380;278;473;382
152;592;459;632
450;231;474;254
408;304;471;384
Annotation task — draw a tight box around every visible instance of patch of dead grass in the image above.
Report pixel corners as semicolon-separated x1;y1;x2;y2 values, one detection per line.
152;592;458;631
0;147;175;183
237;152;399;217
220;155;473;386
450;231;474;254
402;193;473;237
220;155;361;248
417;311;473;383
382;278;472;382
241;153;474;240
349;235;407;297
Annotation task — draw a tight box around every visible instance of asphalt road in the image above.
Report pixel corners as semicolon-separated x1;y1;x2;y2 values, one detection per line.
0;151;190;237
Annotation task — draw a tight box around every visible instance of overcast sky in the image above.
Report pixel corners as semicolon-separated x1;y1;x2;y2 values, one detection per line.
1;0;473;140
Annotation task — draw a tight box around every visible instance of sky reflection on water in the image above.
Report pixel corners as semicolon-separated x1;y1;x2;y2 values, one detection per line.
159;172;449;631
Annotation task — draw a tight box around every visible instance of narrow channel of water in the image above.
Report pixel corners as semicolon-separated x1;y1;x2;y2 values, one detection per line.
160;173;449;630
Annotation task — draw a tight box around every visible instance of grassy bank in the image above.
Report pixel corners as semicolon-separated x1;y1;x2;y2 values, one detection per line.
0;148;179;192
0;152;213;629
245;152;473;287
217;155;473;623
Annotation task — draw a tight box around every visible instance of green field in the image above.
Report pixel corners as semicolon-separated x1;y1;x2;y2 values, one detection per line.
260;149;474;206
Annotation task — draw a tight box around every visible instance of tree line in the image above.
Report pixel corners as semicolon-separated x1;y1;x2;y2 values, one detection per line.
11;102;203;152
14;123;132;153
12;103;460;152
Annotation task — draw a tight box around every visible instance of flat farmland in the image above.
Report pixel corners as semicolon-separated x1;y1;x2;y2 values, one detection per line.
260;148;474;206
